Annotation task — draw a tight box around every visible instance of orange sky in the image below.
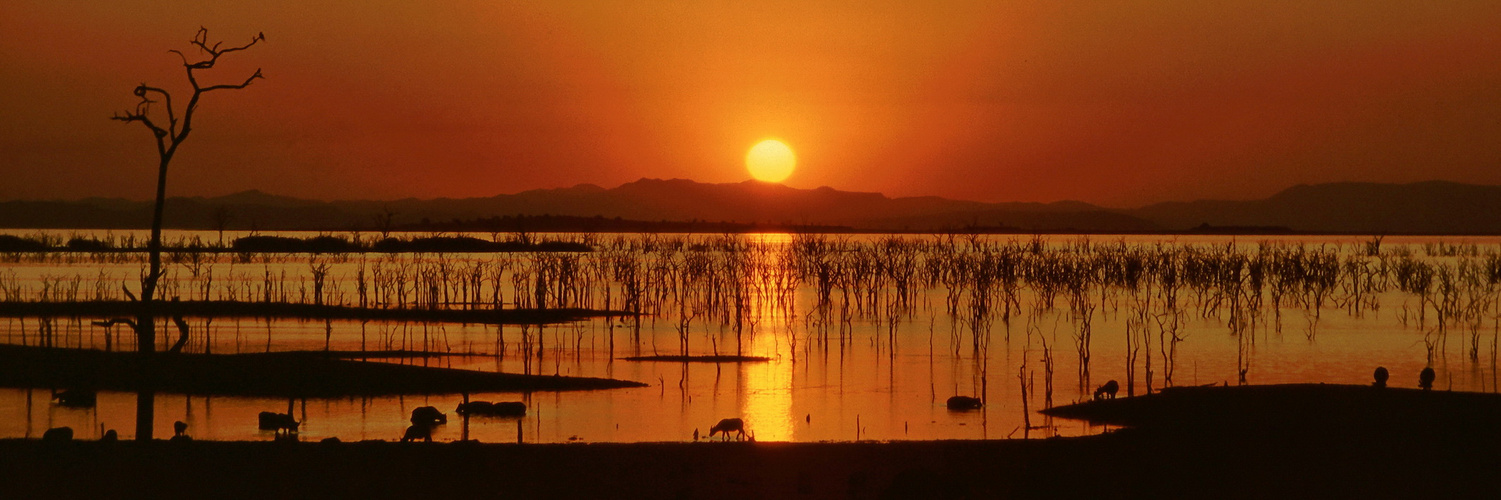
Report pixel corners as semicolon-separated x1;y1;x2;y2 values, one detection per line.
2;1;1499;206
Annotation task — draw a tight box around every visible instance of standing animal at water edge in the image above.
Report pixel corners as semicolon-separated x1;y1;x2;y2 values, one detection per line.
100;430;118;442
946;396;983;411
52;389;97;408
1419;367;1436;391
1094;380;1120;400
170;421;192;441
1373;367;1389;388
455;401;527;417
401;424;432;442
411;406;448;426
709;418;747;441
42;427;73;442
258;412;300;436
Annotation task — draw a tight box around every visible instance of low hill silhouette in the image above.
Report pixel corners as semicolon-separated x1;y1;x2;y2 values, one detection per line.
2;179;1498;234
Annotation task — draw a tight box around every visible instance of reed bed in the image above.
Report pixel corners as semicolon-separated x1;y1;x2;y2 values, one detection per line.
3;232;1500;396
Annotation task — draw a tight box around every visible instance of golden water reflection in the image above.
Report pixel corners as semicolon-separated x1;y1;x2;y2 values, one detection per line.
740;233;795;441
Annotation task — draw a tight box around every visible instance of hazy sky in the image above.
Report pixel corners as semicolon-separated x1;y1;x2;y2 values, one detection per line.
2;1;1499;206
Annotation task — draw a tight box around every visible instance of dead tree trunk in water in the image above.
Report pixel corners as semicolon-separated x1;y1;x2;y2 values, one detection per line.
111;27;265;440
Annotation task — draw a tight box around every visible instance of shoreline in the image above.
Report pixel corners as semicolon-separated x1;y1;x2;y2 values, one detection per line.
0;344;647;397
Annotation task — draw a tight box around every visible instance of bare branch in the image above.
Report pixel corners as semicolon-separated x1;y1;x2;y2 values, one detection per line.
92;318;138;329
169;314;190;353
199;68;264;92
185;27;265;69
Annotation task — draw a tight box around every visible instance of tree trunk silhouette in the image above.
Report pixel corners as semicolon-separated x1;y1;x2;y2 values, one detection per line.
112;27;265;440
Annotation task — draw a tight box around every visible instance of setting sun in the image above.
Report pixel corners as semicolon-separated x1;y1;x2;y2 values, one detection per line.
745;139;796;183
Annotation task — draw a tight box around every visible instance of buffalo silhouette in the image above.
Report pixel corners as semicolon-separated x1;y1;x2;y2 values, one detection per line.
456;401;526;417
946;396;983;411
411;406;448;426
709;418;747;441
401;424;432;442
258;411;300;436
42;427;73;442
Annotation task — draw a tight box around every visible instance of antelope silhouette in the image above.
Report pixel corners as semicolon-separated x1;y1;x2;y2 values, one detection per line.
1373;367;1389;388
1094;380;1119;400
1419;367;1436;391
709;418;747;441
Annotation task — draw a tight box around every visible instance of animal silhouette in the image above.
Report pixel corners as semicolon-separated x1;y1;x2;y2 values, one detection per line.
1419;367;1436;391
170;421;192;441
455;401;526;417
1094;380;1120;400
401;424;432;442
709;418;746;441
258;412;300;436
52;389;97;408
1373;367;1389;388
100;429;118;442
411;406;447;426
946;396;983;411
42;427;73;442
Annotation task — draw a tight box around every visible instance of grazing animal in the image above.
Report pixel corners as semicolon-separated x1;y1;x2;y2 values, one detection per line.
401;424;432;442
52;389;97;408
410;406;447;426
1094;380;1120;400
709;418;747;441
170;421;192;441
100;430;118;442
258;412;300;435
42;427;73;442
1373;367;1389;388
1419;367;1436;391
946;396;983;411
455;401;526;417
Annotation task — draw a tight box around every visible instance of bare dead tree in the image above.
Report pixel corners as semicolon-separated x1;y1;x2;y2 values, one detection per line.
111;27;265;440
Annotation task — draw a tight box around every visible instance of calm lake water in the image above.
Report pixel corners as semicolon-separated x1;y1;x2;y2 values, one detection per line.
2;230;1498;443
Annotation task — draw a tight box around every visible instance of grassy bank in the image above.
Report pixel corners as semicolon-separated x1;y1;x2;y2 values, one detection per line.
0;345;647;397
0;300;631;325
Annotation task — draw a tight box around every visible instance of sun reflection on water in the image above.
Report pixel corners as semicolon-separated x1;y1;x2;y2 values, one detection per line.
740;233;795;441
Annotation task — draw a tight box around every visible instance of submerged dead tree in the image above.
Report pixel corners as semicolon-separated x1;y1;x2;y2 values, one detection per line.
110;27;265;440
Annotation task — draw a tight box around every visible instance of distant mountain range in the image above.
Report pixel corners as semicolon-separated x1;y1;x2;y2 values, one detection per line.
2;179;1498;234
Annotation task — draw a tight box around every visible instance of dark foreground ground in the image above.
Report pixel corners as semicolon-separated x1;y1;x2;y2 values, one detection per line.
2;426;1498;499
5;384;1500;499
